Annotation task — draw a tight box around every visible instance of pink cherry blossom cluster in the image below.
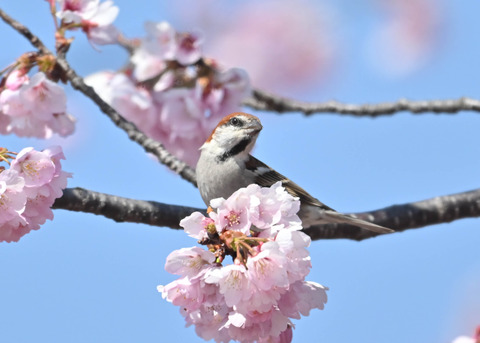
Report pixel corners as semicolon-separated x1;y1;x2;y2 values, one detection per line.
0;146;71;243
158;182;327;343
86;21;251;167
55;0;120;45
0;71;75;138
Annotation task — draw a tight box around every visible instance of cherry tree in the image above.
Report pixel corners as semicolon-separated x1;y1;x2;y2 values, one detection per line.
0;1;478;342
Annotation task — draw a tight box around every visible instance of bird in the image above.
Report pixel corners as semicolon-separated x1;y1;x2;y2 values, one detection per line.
196;112;393;234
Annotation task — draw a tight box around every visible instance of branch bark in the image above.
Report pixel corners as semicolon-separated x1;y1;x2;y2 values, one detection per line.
244;89;480;117
53;187;480;241
53;188;204;229
305;188;480;241
0;7;197;187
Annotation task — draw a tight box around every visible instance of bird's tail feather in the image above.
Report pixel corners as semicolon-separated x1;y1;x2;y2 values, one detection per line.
324;211;393;234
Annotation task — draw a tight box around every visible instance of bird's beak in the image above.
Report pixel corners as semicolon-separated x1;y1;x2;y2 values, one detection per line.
247;120;263;135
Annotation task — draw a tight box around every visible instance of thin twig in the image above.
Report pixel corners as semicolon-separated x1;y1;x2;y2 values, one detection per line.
55;55;197;185
53;187;480;241
244;88;480;117
0;7;197;186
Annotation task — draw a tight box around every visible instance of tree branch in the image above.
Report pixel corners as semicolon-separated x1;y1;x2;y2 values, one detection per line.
53;187;480;241
55;55;197;186
305;188;480;241
53;187;204;229
244;89;480;117
0;7;197;187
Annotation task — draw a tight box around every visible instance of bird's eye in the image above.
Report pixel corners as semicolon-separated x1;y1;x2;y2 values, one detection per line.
229;117;243;127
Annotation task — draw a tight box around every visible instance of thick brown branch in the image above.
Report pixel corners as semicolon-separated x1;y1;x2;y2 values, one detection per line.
0;7;197;186
245;89;480;117
53;187;204;229
53;187;480;241
305;188;480;241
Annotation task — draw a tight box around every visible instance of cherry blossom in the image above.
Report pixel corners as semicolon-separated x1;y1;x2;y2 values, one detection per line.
0;72;76;138
0;146;71;243
131;21;202;81
0;170;27;227
179;211;211;240
56;0;120;45
86;22;251;166
159;182;327;342
5;70;28;90
176;31;203;66
165;247;215;278
210;182;301;234
11;148;56;187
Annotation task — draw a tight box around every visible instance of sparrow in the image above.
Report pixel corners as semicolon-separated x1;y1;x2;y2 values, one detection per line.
196;112;393;234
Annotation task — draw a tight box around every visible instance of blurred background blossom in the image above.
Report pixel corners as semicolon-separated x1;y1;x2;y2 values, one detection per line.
365;0;443;78
170;0;339;96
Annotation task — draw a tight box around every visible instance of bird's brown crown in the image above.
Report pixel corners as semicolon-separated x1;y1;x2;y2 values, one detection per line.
205;112;260;143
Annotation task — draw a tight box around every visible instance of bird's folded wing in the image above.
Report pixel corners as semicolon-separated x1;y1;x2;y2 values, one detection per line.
245;155;335;211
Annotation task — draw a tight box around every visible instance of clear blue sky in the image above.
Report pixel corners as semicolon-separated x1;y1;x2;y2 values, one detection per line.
1;1;479;342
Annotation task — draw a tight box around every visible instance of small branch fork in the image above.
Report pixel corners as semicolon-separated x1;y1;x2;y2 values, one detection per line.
53;187;480;241
0;7;197;186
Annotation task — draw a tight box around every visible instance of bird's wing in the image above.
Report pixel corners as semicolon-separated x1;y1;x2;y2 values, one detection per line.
245;155;335;211
245;156;393;234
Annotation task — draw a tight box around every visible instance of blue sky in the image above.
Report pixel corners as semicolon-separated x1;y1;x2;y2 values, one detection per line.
1;1;479;342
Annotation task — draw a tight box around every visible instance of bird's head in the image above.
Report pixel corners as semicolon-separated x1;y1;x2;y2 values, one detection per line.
201;112;263;161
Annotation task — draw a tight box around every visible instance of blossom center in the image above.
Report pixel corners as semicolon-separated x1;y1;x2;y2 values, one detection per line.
225;210;241;227
21;161;40;177
63;0;82;11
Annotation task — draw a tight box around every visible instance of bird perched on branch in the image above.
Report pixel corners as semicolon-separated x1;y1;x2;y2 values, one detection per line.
196;112;393;234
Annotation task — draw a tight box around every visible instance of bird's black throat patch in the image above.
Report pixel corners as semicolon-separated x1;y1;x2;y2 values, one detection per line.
216;138;251;162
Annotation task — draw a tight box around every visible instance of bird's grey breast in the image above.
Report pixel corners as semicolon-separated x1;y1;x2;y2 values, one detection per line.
196;154;246;205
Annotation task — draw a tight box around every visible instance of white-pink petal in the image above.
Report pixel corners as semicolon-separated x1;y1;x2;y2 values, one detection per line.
204;264;251;307
21;72;67;117
164;247;215;278
247;242;289;291
90;0;118;26
179;211;209;239
11;148;56;187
